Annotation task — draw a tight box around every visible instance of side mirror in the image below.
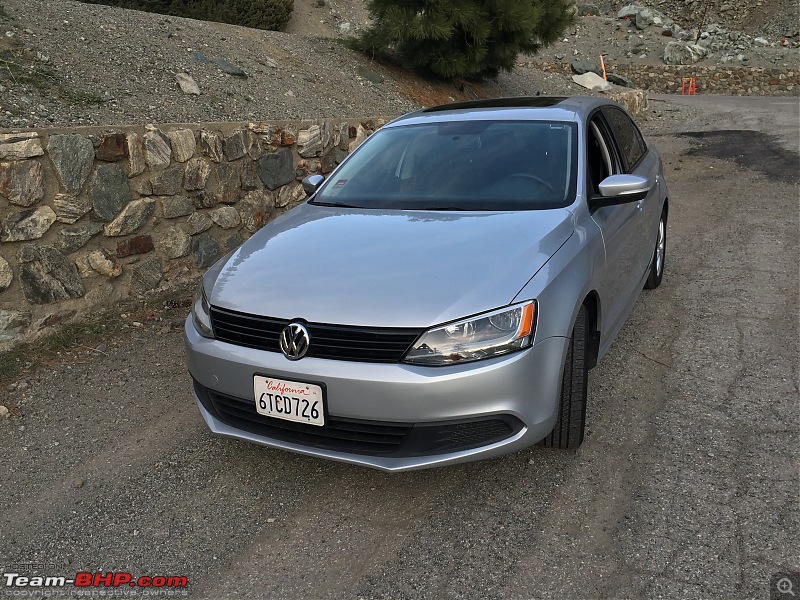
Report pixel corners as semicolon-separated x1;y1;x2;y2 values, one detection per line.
302;174;325;196
590;174;651;210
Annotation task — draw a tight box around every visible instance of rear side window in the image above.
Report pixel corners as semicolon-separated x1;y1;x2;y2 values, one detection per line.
603;107;647;171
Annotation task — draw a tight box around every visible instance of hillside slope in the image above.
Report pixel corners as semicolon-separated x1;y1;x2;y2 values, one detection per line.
0;0;593;129
0;0;795;131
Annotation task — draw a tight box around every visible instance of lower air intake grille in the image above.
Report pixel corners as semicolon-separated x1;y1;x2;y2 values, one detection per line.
195;382;523;457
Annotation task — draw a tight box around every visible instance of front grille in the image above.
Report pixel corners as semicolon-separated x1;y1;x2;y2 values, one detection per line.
210;306;423;363
195;382;523;457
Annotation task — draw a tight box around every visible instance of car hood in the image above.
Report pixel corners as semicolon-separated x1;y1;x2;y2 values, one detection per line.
208;204;574;328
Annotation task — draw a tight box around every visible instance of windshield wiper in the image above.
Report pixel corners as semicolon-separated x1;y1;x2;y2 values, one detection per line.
412;206;474;211
311;201;362;208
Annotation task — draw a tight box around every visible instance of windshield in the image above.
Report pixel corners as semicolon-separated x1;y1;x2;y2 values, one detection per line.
312;120;578;211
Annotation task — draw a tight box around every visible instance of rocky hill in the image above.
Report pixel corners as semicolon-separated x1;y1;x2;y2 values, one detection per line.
0;0;796;130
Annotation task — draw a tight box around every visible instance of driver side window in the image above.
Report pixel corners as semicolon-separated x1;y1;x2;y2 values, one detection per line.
586;117;615;196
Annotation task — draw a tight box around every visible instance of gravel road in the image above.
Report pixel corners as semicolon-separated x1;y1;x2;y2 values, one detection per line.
1;96;797;599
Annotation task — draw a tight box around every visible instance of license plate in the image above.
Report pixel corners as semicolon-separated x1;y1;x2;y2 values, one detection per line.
253;376;325;427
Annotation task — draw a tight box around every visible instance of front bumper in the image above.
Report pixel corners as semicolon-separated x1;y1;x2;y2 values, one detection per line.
185;317;568;471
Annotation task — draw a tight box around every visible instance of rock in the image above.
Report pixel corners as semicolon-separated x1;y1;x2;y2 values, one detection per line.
663;41;709;65
348;125;368;152
224;231;245;252
0;255;12;291
209;206;241;229
240;160;261;191
47;134;94;193
576;3;601;15
184;212;213;235
57;222;104;253
276;182;305;208
754;37;769;46
18;245;85;304
571;72;612;91
190;190;216;209
129;256;163;292
116;235;154;258
356;65;384;84
143;130;172;170
104;199;155;237
75;255;94;278
0;405;9;418
319;122;333;151
635;9;654;29
184;158;212;191
207;163;240;203
280;126;297;146
249;133;277;160
571;60;602;75
89;164;132;221
166;129;196;163
199;130;224;163
191;233;220;268
175;71;201;95
0;159;44;206
223;130;249;161
127;132;146;176
95;132;128;162
1;206;57;242
87;249;122;278
150;164;184;195
607;72;635;87
155;227;191;259
158;196;194;219
321;148;346;174
618;4;673;29
0;132;44;160
214;57;248;78
609;89;648;115
239;190;274;232
257;149;295;190
0;309;30;340
133;177;153;196
298;125;323;158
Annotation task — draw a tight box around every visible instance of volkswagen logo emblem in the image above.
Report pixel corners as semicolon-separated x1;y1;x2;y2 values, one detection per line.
279;323;310;360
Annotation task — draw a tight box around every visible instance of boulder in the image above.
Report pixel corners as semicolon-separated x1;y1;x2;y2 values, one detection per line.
571;72;612;92
663;41;709;65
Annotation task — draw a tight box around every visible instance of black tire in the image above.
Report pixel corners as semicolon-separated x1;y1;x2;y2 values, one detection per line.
540;305;589;449
645;207;667;290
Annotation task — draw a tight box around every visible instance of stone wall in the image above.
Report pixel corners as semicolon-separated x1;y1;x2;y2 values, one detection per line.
531;62;799;95
0;119;385;347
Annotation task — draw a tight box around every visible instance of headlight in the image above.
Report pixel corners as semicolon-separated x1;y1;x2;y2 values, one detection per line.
403;301;535;366
191;282;214;338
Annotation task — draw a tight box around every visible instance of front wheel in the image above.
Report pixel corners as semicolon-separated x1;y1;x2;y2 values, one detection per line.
540;305;589;449
645;208;667;290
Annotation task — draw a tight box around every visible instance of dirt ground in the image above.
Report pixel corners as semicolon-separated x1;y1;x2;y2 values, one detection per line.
0;96;797;599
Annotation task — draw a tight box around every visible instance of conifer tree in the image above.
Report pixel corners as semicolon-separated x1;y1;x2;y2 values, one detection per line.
356;0;574;80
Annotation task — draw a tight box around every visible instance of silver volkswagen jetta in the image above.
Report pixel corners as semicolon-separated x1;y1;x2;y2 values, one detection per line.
184;96;668;471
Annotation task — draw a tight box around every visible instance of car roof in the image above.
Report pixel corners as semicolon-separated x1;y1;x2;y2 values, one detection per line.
385;96;618;127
